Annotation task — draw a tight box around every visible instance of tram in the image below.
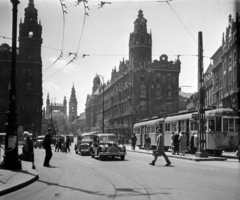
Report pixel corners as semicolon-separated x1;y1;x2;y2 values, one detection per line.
133;108;240;156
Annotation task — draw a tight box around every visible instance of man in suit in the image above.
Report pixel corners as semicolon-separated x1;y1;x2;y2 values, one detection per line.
149;129;171;166
43;128;52;167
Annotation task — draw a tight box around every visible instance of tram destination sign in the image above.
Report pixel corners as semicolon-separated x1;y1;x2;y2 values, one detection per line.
192;114;199;120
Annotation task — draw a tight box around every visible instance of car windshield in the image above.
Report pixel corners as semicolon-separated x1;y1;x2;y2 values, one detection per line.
82;135;94;140
99;135;116;142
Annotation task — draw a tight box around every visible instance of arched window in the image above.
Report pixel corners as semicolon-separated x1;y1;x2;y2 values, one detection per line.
140;84;146;97
28;31;33;37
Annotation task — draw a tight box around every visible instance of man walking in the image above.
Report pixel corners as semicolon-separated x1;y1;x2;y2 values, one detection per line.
130;133;137;150
43;128;52;167
149;129;171;166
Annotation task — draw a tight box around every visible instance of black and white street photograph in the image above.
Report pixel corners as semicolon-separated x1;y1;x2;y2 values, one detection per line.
0;0;239;199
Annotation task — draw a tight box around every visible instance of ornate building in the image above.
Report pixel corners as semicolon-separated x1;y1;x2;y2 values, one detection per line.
0;0;42;135
186;13;240;111
45;93;67;116
85;10;181;138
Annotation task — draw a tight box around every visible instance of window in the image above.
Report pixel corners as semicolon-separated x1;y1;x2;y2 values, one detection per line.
167;75;171;84
140;75;145;81
208;119;215;131
165;123;170;131
229;118;234;132
27;69;32;76
223;118;228;131
235;119;240;132
170;123;177;132
27;83;31;91
156;85;161;97
28;31;33;37
140;85;146;97
190;121;198;131
216;117;221;131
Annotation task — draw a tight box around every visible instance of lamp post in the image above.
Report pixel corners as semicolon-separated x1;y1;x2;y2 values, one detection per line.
0;0;21;170
98;75;104;133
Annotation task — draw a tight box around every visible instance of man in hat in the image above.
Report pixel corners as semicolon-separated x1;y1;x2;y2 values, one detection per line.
149;129;171;166
43;128;52;167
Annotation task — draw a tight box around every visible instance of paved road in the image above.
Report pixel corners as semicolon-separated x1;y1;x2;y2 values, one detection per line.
2;141;239;200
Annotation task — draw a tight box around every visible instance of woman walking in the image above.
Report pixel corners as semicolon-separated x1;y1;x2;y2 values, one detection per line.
179;132;187;156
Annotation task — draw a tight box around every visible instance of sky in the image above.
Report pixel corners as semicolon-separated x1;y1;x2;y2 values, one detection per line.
0;0;238;115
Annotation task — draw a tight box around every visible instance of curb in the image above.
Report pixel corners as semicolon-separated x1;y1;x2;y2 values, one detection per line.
0;174;39;196
126;149;227;162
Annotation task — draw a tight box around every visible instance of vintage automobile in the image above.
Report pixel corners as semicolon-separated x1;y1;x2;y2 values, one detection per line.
75;132;97;155
34;135;45;148
90;133;126;160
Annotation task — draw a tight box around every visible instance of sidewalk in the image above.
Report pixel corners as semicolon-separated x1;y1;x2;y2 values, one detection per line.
125;145;235;161
0;147;39;196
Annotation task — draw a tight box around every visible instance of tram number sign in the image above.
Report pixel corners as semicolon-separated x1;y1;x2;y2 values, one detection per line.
192;114;199;120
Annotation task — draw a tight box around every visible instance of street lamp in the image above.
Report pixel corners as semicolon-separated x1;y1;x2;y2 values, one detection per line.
98;75;104;133
0;0;21;170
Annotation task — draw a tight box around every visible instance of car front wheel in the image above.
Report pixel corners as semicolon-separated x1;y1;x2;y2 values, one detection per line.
121;155;125;160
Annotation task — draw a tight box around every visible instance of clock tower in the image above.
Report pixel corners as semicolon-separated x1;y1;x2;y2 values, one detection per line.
129;10;152;69
69;84;78;122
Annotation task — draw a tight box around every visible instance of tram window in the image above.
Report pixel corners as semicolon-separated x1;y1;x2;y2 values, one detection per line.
216;117;222;131
170;123;176;132
235;119;240;132
229;119;234;132
208;119;215;132
223;118;228;132
165;123;170;131
147;126;151;133
190;121;198;131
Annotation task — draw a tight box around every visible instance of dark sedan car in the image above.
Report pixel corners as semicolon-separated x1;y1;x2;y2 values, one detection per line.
91;133;126;160
75;133;97;155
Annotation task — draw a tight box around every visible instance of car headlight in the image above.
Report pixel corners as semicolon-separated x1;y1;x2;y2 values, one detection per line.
101;146;106;152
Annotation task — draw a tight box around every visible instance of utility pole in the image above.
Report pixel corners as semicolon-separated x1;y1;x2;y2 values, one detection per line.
196;31;208;157
98;75;104;133
0;0;22;170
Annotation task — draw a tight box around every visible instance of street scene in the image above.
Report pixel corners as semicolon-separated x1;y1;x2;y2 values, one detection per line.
0;0;240;199
1;139;240;200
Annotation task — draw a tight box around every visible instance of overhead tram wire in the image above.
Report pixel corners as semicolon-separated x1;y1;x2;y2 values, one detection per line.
166;1;197;44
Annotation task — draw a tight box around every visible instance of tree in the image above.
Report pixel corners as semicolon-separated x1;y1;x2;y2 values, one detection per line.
52;111;68;135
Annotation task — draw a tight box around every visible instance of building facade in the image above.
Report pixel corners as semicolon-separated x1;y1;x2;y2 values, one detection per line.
45;93;67;116
85;10;181;138
0;1;42;135
186;13;240;111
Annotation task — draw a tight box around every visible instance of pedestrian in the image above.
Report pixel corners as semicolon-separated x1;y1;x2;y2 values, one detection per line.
235;139;240;162
20;131;36;169
55;136;59;152
190;134;195;154
130;133;137;150
149;129;171;166
145;134;151;151
171;132;175;155
179;132;187;156
66;135;71;153
43;128;52;167
173;132;180;155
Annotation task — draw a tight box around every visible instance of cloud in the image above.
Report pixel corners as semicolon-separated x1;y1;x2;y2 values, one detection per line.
43;81;61;92
48;57;79;74
180;79;198;93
